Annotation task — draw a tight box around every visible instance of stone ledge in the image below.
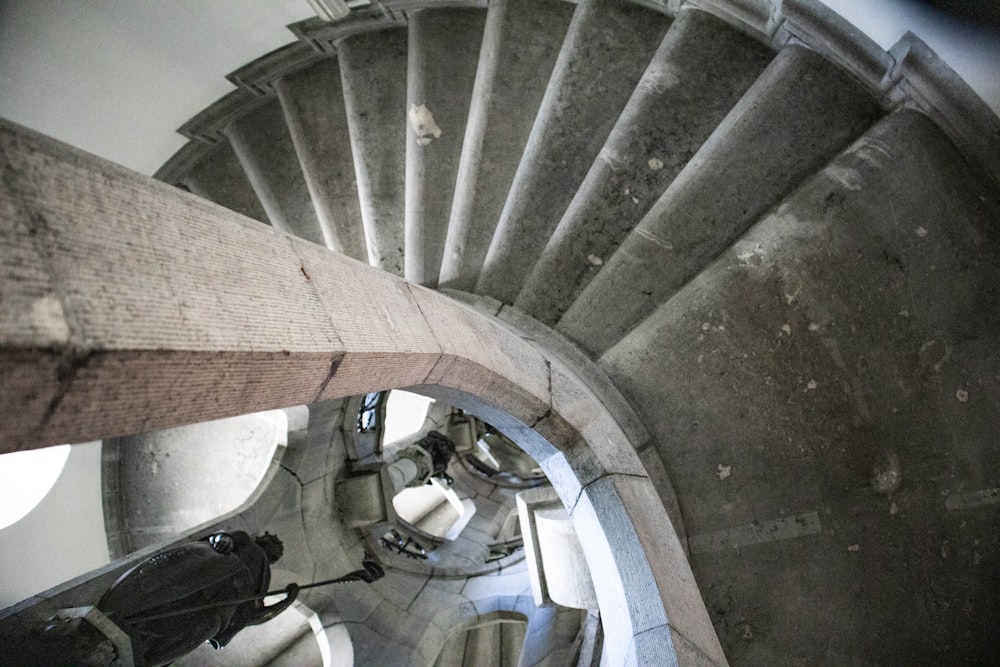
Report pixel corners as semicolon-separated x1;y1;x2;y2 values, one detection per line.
227;41;328;96
888;32;1000;195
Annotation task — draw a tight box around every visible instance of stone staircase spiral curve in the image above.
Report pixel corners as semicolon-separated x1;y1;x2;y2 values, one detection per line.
2;0;999;665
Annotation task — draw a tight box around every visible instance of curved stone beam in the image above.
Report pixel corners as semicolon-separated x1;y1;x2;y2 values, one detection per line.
0;119;723;664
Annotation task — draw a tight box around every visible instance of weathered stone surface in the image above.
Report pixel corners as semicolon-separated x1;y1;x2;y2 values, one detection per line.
475;0;672;303
277;57;368;260
179;142;270;224
224;100;325;246
573;474;727;666
404;8;486;287
516;7;773;325
497;303;651;448
408;287;552;428
600;109;1000;664
439;0;573;291
338;28;408;275
1;118;717;666
559;44;883;355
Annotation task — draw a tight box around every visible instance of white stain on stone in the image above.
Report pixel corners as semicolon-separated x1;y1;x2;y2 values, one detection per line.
871;453;901;495
955;388;969;402
587;254;603;266
648;157;664;171
847;543;860;552
808;322;820;332
600;146;626;171
623;186;640;204
716;464;732;480
409;103;442;145
915;226;928;238
806;379;818;391
32;295;70;343
737;244;765;267
826;165;864;191
640;63;680;94
781;323;792;335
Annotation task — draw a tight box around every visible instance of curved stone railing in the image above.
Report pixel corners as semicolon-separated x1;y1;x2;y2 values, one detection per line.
0;119;725;664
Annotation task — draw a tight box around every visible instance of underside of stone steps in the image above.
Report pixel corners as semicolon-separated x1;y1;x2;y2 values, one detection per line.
4;0;1000;665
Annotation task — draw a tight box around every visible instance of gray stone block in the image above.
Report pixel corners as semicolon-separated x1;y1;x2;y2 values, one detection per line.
224;99;326;246
338;27;408;275
559;44;882;355
404;8;486;287
439;0;573;291
277;57;368;260
475;0;672;303
516;7;773;326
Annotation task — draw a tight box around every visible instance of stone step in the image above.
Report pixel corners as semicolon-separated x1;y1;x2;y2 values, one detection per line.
404;8;487;287
338;27;408;275
276;57;368;261
558;44;883;355
223;99;326;245
598;108;1000;663
464;622;502;667
178;142;270;225
438;0;573;292
473;0;672;303
515;7;773;325
500;620;526;666
433;631;466;666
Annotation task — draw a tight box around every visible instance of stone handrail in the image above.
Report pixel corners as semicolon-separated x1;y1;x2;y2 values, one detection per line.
0;118;726;665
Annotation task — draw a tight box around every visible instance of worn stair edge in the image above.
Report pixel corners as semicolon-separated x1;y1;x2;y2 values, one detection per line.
439;0;574;292
599;107;1000;664
683;0;780;38
153;140;216;184
338;27;409;274
889;32;1000;196
227;40;327;96
778;0;893;95
288;10;406;52
558;44;883;356
179;141;272;225
178;88;269;144
223;100;326;245
474;0;673;304
276;59;368;259
515;6;774;326
380;0;488;19
404;8;487;287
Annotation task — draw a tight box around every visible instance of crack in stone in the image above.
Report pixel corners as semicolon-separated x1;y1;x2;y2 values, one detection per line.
313;354;343;403
279;462;305;488
405;576;432;612
529;409;552;429
44;348;102;426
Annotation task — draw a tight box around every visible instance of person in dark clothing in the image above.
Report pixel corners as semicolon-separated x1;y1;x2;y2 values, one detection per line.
203;531;298;649
97;531;297;667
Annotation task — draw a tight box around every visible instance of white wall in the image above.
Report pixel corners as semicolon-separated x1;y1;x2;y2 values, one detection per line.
0;442;109;608
0;0;315;175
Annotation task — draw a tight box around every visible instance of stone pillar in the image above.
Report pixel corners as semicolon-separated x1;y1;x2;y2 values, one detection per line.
516;487;597;611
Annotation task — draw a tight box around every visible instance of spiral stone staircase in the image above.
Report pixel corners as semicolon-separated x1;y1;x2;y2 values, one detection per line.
2;0;1000;665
